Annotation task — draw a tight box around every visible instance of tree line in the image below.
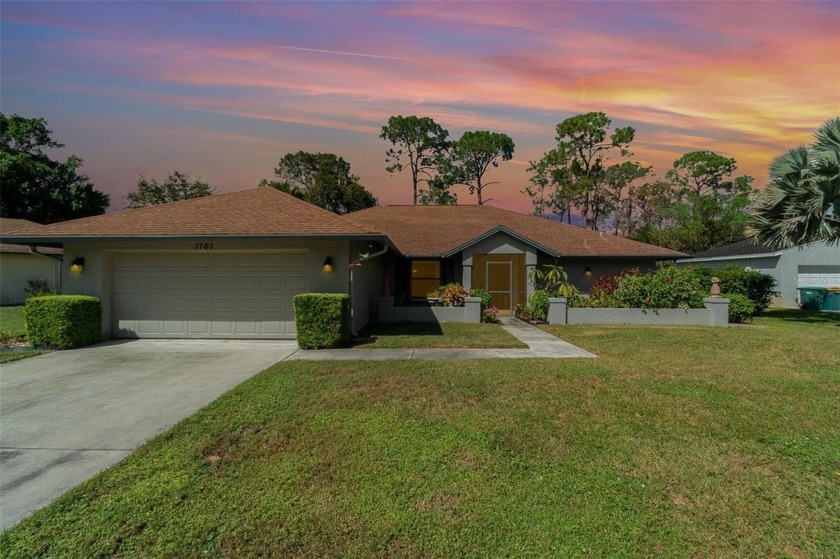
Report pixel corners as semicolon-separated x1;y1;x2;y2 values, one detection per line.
522;111;755;254
1;111;836;252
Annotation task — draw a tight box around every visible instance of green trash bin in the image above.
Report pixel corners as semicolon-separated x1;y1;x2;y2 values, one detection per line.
823;289;840;312
798;288;827;311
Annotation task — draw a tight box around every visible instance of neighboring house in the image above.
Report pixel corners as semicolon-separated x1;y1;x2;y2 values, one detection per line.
0;218;62;305
678;239;840;308
4;188;683;339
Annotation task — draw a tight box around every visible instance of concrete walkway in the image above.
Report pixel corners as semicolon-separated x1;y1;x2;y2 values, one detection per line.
286;318;596;361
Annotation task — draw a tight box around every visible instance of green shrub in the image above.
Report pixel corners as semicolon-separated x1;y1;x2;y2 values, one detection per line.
693;265;777;315
612;264;705;310
470;288;492;309
724;293;756;323
587;269;640;307
525;289;551;321
24;278;55;298
470;288;496;323
293;293;350;349
25;296;102;349
528;264;584;306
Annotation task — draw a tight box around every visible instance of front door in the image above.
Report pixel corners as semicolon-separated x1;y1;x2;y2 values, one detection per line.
487;260;512;315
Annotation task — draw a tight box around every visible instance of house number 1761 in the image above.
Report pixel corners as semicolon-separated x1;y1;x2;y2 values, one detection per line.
195;242;214;250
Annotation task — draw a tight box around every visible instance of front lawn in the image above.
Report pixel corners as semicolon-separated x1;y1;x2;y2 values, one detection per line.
2;312;838;557
355;321;527;349
0;306;26;337
0;350;43;365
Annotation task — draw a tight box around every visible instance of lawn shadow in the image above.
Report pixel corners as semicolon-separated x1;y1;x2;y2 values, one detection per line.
353;322;445;346
761;309;840;325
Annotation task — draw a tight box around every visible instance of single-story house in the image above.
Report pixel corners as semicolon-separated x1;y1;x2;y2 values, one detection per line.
4;187;684;339
0;218;62;305
678;239;840;308
343;204;683;312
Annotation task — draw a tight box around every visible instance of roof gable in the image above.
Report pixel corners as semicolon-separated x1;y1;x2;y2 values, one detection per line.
346;205;684;258
441;225;558;257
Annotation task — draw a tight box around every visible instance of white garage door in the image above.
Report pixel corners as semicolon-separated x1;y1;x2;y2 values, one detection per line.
112;252;307;339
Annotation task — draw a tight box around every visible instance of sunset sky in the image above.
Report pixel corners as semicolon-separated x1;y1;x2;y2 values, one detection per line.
1;1;838;213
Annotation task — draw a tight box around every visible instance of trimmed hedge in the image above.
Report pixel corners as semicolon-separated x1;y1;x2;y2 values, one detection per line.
724;293;756;323
293;293;350;349
25;295;102;349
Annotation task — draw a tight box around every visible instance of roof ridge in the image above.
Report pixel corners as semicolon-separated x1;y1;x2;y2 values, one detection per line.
259;188;380;234
34;187;377;235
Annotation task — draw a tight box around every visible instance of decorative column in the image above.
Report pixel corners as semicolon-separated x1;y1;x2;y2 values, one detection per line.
548;297;568;325
464;296;482;323
462;265;472;291
704;278;729;327
525;249;538;298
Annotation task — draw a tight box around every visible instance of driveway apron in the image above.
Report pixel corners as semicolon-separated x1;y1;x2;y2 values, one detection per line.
0;339;298;530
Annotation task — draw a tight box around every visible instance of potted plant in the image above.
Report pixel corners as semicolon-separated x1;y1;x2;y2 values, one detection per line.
426;288;443;306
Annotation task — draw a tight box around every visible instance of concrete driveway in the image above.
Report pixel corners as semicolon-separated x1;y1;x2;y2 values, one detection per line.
0;339;298;531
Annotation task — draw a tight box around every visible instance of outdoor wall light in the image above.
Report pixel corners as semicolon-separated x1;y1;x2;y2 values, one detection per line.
322;256;334;274
584;266;593;278
69;256;85;273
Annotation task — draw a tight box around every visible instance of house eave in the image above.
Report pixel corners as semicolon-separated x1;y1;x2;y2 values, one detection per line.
0;233;389;248
677;252;783;263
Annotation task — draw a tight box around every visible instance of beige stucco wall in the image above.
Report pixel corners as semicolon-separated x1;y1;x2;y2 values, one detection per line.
0;253;61;305
61;239;351;338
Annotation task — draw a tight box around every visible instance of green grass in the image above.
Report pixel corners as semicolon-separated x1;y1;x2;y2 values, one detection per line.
0;305;45;363
355;321;527;349
2;312;838;557
0;306;26;337
0;350;44;364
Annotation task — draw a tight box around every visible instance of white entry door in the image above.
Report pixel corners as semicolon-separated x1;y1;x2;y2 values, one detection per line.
112;252;307;338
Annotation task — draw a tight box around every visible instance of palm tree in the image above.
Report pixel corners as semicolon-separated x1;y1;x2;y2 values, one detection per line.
749;117;840;248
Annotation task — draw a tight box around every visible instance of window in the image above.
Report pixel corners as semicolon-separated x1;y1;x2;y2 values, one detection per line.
410;260;441;298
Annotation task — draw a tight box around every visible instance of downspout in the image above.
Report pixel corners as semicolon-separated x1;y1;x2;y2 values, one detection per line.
29;247;63;294
348;243;389;335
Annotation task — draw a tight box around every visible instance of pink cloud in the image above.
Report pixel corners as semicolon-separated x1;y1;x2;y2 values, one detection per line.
4;1;836;213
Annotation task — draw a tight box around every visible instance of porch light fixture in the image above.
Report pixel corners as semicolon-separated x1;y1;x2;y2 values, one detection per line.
584;266;593;278
322;256;334;274
69;256;85;273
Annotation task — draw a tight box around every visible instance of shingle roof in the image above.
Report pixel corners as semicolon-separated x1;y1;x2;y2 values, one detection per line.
0;218;62;255
2;188;378;241
345;205;684;258
692;239;780;259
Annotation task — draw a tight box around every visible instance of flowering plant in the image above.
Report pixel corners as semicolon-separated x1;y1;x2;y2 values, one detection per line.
482;305;499;323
